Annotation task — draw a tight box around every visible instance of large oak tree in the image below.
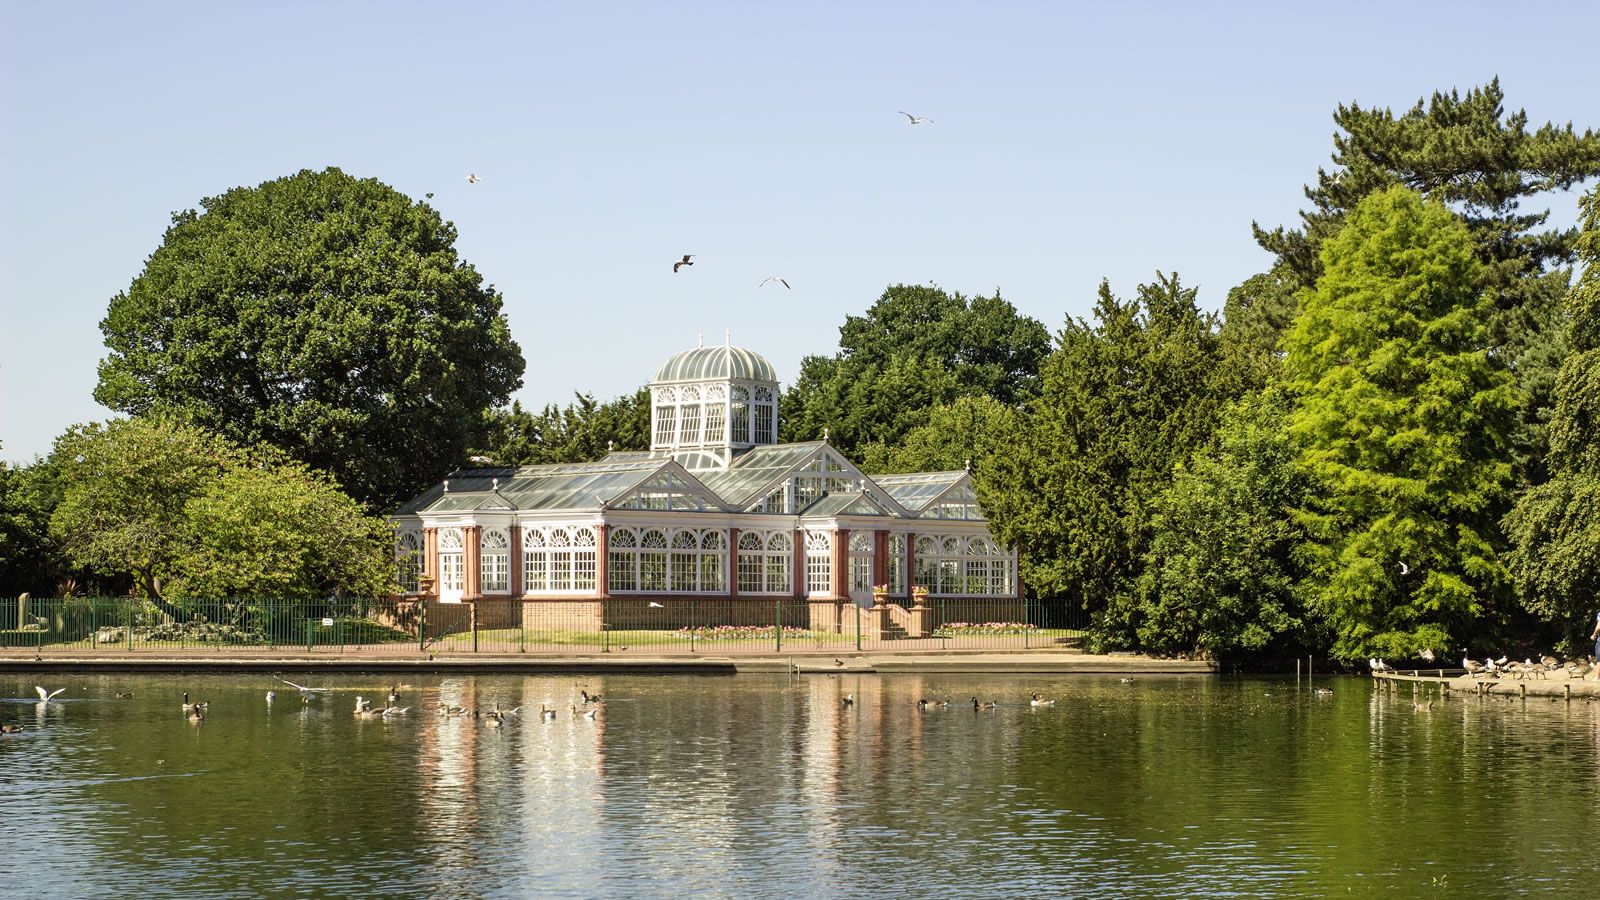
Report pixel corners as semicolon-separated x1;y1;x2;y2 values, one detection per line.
96;167;525;509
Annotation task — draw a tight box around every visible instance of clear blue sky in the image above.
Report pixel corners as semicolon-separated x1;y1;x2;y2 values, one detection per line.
3;1;1596;463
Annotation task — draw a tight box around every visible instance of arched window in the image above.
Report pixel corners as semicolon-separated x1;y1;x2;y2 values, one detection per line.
608;527;638;592
524;528;549;592
914;535;937;593
704;384;727;443
700;529;728;592
671;529;699;592
439;528;465;592
848;530;874;595
754;386;775;444
522;525;598;594
731;386;750;444
805;530;832;597
887;534;907;594
908;533;1016;596
654;386;678;446
481;528;510;593
679;385;701;444
640;529;669;591
396;531;421;594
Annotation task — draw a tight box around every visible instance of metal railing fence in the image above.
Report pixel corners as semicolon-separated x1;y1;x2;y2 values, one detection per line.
0;595;1088;655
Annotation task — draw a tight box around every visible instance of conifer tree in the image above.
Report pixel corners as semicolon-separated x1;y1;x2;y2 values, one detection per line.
1286;187;1517;659
1504;190;1600;647
1255;80;1599;486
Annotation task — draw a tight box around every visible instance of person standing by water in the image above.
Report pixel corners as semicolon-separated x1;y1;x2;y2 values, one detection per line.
1592;610;1600;663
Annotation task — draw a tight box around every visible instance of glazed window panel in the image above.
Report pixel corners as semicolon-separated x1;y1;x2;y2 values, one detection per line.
805;530;832;597
439;553;463;592
704;402;726;443
396;532;421;594
887;534;906;594
679;403;701;444
731;387;750;444
654;405;676;446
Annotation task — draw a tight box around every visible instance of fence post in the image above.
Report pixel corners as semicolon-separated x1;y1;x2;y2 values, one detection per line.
126;599;134;653
418;599;426;654
603;598;610;653
471;603;479;653
1024;595;1031;650
775;599;783;653
307;619;314;653
855;601;861;652
690;598;697;654
940;597;946;651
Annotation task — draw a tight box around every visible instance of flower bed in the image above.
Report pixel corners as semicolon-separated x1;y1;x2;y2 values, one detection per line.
673;625;815;641
933;621;1039;637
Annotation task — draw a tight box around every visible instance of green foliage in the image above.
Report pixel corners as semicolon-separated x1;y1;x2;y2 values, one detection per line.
856;395;1019;475
473;388;650;466
1135;391;1320;662
95;167;525;510
1221;266;1301;357
172;460;397;601
0;449;58;595
982;273;1250;642
46;417;397;604
1285;187;1518;660
1254;79;1600;490
1506;190;1600;647
781;284;1049;455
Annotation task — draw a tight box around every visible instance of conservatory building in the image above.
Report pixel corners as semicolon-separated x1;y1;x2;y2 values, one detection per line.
390;340;1020;635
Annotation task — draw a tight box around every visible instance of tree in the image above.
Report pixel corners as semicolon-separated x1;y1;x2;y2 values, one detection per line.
1254;80;1600;488
48;417;397;606
982;273;1247;644
1505;190;1600;649
781;284;1049;455
1134;390;1319;663
1285;187;1518;660
856;395;1019;475
1220;266;1301;357
171;460;397;601
0;449;58;595
472;388;651;466
95;167;525;509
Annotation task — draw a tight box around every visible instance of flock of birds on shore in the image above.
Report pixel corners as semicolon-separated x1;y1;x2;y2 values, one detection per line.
1365;652;1598;681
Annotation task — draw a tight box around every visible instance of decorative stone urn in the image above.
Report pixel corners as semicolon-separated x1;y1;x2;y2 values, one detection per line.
910;585;930;609
871;584;890;609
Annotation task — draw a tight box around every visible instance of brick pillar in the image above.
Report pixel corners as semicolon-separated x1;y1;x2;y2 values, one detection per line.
509;525;523;597
728;527;740;598
463;526;482;601
793;529;807;599
596;524;610;598
831;528;848;600
873;530;889;589
422;527;440;597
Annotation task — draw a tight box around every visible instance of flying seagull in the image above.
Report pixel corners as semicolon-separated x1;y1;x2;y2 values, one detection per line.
1399;561;1410;575
898;111;933;125
278;677;332;694
673;254;694;273
35;686;65;703
759;276;791;290
466;173;481;184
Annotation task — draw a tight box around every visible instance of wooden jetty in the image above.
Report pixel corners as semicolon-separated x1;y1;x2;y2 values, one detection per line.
1373;668;1600;700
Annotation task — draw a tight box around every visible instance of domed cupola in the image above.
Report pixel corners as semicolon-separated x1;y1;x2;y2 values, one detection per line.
649;335;780;468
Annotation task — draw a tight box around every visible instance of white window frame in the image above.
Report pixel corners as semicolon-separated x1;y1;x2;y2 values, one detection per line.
805;529;832;597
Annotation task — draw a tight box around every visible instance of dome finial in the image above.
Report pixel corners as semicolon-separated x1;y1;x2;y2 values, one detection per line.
698;331;704;348
725;328;731;346
823;427;829;442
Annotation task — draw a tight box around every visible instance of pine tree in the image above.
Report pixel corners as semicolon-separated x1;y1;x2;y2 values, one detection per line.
1286;187;1518;659
1254;79;1599;488
1504;190;1600;648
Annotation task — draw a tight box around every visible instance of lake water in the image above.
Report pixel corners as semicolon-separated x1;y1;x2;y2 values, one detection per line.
1;672;1597;897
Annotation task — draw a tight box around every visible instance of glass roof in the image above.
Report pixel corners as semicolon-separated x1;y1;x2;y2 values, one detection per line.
393;460;663;515
653;344;778;384
874;472;968;512
697;442;825;507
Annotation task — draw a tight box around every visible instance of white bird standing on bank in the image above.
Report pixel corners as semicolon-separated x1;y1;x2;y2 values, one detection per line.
898;111;933;124
1420;648;1435;663
35;687;64;703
